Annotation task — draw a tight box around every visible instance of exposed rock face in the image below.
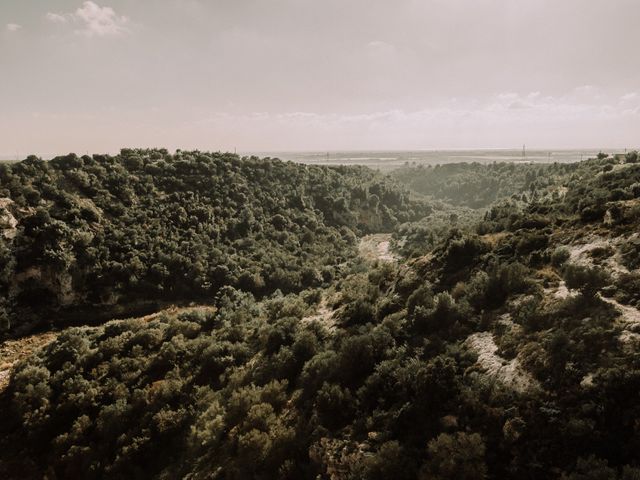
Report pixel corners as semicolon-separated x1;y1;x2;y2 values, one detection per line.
0;198;18;239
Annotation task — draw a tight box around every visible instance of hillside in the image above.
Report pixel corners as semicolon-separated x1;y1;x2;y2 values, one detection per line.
2;152;640;479
391;152;637;209
0;150;429;335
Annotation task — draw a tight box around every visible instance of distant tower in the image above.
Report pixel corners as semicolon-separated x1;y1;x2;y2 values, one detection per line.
522;144;526;161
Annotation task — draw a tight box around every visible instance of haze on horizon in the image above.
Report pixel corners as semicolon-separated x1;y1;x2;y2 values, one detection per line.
1;0;639;156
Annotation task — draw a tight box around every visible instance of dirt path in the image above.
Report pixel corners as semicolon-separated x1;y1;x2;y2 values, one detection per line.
358;234;397;263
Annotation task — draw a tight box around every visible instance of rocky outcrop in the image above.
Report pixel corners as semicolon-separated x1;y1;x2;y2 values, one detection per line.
0;198;18;239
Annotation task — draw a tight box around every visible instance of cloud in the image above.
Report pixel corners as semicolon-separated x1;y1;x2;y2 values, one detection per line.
366;40;396;55
45;13;68;24
46;1;129;37
6;23;22;32
495;92;545;110
74;1;129;36
367;40;392;49
188;90;640;150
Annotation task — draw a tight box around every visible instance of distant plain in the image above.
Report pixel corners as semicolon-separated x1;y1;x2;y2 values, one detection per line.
0;149;622;171
249;149;615;170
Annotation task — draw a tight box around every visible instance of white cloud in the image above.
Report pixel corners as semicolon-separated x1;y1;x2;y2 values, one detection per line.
6;23;22;32
366;40;396;55
188;91;640;150
74;1;129;37
621;92;638;102
571;85;603;102
46;1;129;37
46;13;68;24
495;92;545;110
367;40;392;49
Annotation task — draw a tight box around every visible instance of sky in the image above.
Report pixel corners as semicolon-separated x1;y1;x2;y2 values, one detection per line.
1;0;639;156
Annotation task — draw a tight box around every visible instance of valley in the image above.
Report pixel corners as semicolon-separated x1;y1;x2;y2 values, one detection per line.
1;150;640;479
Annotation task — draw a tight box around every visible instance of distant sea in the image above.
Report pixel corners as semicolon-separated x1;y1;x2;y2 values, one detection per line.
253;149;619;171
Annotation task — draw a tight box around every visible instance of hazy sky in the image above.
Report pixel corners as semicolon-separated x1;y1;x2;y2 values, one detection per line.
1;0;639;155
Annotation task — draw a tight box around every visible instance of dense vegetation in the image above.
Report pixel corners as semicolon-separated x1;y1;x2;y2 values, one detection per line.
393;160;581;208
0;150;428;335
2;150;640;479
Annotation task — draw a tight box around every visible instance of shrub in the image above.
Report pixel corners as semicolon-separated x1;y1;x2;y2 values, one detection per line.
420;432;487;480
563;264;610;298
551;246;571;267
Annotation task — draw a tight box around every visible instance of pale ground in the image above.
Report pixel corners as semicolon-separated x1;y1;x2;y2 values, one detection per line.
565;238;640;347
600;295;640;351
497;312;523;335
358;234;397;263
567;236;630;277
464;331;539;393
300;297;337;333
545;276;640;352
545;234;635;301
0;197;18;239
554;281;571;300
600;296;640;325
580;373;595;388
309;230;640;395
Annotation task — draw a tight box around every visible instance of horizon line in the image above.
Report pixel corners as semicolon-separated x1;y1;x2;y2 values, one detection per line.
0;146;634;160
